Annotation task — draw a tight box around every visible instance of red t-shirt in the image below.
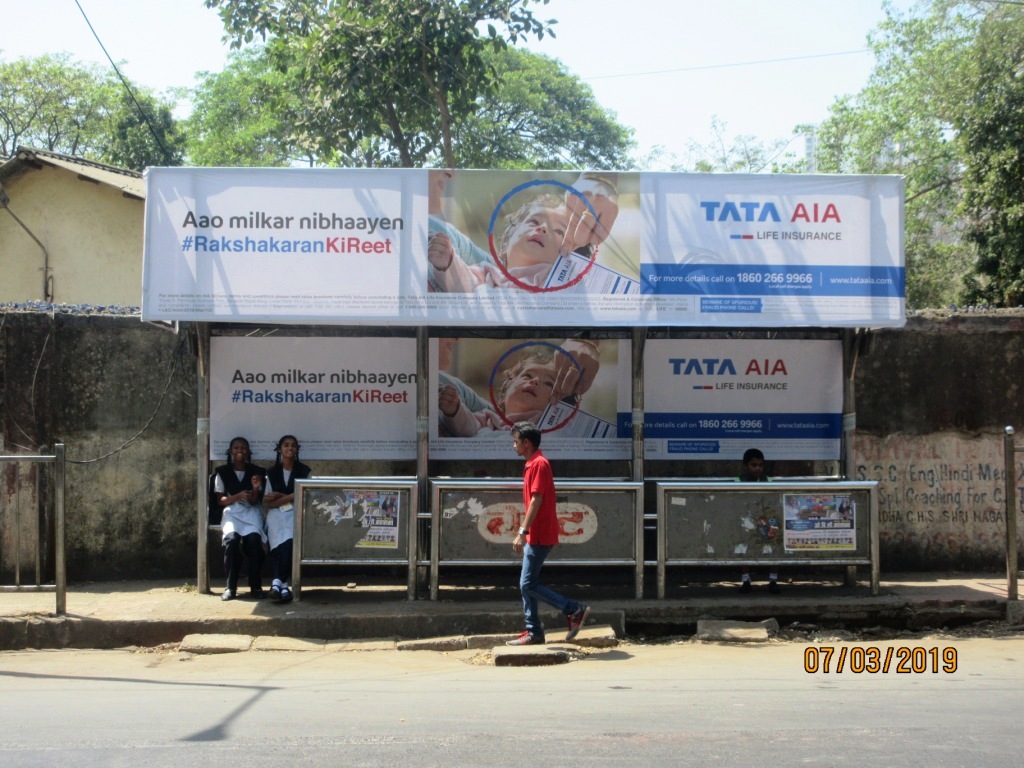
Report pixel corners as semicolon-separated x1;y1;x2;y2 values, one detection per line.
523;450;558;546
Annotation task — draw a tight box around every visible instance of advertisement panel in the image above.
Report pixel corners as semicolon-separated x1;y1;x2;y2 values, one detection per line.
210;336;416;461
429;337;631;461
642;338;842;460
143;168;904;328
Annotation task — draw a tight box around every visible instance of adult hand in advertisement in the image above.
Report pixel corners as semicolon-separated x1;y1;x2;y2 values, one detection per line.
427;232;455;271
438;384;461;417
565;173;619;250
551;339;601;401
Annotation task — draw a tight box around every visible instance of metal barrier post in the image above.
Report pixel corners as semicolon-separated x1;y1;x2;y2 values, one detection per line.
1004;426;1019;601
54;443;66;615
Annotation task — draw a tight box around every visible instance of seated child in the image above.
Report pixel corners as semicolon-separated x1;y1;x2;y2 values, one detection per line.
262;434;311;603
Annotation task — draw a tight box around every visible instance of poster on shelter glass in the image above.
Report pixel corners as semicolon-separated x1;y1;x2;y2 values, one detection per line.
643;338;842;461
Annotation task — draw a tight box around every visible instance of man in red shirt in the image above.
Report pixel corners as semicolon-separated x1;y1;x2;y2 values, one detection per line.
507;421;591;645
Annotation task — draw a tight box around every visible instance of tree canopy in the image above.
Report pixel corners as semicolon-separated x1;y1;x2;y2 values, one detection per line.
811;0;1024;309
203;0;560;167
185;42;633;169
0;53;184;170
184;46;313;167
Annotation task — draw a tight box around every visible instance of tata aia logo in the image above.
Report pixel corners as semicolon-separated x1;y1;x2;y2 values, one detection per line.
669;358;789;376
699;201;841;224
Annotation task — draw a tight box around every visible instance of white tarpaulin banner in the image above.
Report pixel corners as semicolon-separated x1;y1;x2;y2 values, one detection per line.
643;338;843;461
144;168;904;328
210;336;417;461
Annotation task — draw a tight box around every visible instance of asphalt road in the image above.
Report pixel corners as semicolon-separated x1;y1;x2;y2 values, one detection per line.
1;636;1021;767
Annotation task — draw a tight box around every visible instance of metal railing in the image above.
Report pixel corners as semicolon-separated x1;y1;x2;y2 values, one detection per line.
655;480;880;597
0;444;66;614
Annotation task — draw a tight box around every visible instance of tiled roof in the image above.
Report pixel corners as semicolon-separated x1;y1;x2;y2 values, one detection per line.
0;146;145;199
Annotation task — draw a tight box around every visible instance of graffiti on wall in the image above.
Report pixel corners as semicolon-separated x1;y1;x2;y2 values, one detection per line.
855;433;1022;566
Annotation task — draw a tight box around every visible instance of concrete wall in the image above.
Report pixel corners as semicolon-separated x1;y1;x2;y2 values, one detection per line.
0;165;145;306
1;310;1022;581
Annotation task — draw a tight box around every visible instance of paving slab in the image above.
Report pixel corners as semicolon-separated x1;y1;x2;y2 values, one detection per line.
179;633;253;654
324;638;398;652
696;619;776;642
252;636;327;652
492;644;572;667
397;635;468;652
548;624;619;648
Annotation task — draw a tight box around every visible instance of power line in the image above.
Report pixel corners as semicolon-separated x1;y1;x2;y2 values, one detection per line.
73;0;174;164
582;49;871;81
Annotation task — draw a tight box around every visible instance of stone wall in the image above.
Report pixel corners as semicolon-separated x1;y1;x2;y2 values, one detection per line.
1;310;1021;580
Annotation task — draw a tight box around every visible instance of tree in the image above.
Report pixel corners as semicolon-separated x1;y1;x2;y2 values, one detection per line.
443;47;633;170
0;53;116;158
810;1;981;309
106;90;185;170
203;0;556;167
957;5;1024;306
184;46;313;167
0;53;184;170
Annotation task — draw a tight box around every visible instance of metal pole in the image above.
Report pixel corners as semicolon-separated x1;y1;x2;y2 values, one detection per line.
14;457;21;588
631;327;645;600
1004;426;1018;601
416;326;429;600
195;324;212;593
842;329;861;586
54;443;66;615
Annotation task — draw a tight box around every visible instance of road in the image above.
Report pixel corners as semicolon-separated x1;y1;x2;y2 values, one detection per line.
1;636;1020;767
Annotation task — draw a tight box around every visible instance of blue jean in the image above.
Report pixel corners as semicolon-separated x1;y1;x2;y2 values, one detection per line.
519;544;581;639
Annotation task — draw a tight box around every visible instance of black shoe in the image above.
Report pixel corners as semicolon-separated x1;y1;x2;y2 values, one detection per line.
250;589;267;599
768;580;781;594
279;587;293;604
221;589;235;601
269;585;281;601
739;581;752;594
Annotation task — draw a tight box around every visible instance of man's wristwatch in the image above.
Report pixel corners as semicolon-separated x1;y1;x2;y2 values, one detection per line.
517;528;528;536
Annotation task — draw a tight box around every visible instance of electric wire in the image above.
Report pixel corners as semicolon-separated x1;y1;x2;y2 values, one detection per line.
72;0;175;164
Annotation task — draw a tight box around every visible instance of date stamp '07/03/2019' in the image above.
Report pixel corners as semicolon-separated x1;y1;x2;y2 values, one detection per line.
804;646;958;674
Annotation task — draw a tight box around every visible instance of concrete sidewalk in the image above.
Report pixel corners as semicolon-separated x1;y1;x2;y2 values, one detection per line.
1;571;1018;651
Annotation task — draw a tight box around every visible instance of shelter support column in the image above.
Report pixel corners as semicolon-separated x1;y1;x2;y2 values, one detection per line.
195;323;211;593
841;329;867;586
632;327;645;599
415;326;429;599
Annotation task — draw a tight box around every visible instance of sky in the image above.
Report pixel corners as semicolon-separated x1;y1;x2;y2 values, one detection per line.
0;0;920;167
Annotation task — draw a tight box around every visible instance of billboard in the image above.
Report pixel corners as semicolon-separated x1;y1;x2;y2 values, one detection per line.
429;336;631;461
144;168;904;328
642;338;842;460
210;336;417;461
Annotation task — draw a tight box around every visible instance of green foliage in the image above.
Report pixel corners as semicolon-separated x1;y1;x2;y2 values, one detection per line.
449;47;633;170
106;90;185;170
0;52;184;170
204;0;557;168
810;1;1005;309
185;46;311;166
0;53;117;157
956;6;1024;306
